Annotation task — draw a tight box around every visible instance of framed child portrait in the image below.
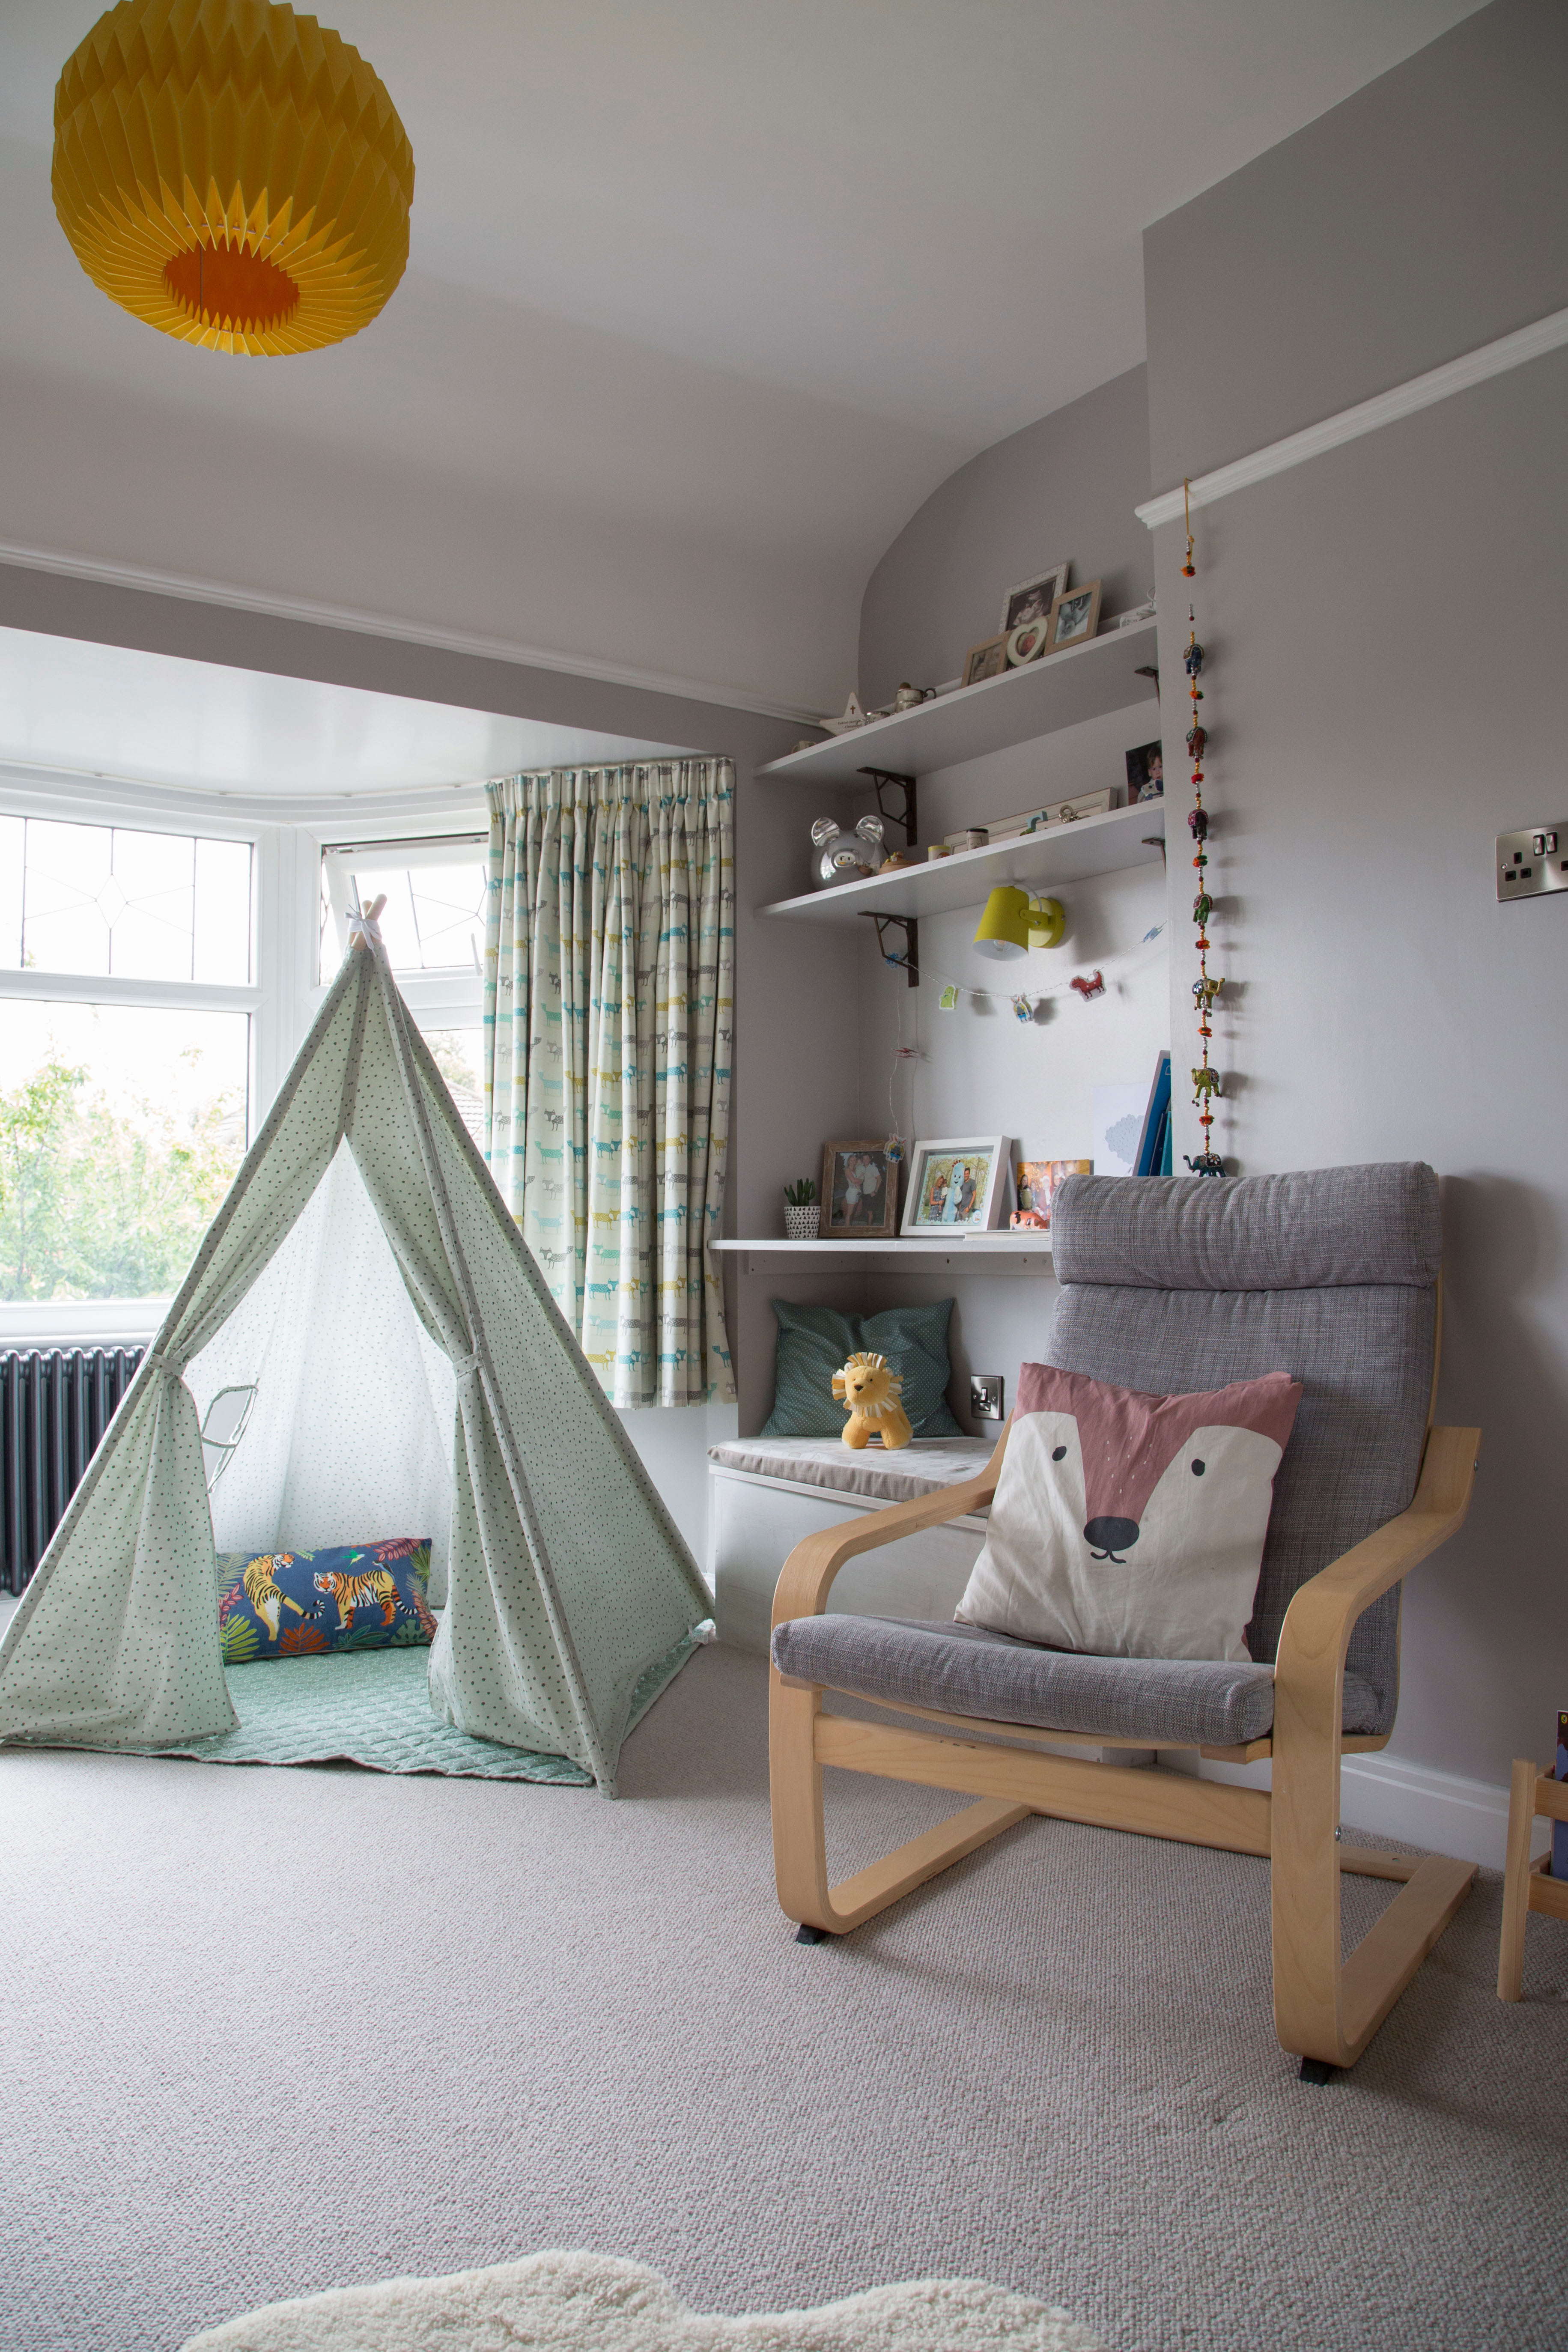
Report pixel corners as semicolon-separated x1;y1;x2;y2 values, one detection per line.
901;1136;1012;1235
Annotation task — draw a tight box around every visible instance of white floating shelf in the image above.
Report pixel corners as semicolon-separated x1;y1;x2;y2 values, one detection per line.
757;801;1165;926
757;619;1159;787
712;1235;1053;1259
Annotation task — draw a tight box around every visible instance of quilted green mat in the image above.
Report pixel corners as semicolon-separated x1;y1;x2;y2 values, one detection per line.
136;1645;592;1782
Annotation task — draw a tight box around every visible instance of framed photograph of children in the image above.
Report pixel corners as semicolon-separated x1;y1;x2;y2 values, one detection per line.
819;1139;899;1238
901;1136;1013;1235
1125;740;1164;802
962;633;1009;688
1044;578;1102;653
1000;563;1071;635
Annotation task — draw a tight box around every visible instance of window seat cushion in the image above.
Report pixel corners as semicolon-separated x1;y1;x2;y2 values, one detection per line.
770;1613;1383;1747
709;1435;994;1508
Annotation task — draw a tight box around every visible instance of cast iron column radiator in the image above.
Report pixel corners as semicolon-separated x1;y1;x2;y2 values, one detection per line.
1;1347;144;1593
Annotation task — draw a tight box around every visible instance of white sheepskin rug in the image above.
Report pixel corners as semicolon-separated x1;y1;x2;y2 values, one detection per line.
181;2247;1109;2352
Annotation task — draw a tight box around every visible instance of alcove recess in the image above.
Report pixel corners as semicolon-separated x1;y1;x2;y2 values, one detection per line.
727;620;1167;1438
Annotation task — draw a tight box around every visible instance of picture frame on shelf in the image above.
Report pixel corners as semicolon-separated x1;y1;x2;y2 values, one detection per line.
1005;617;1051;668
819;1139;900;1238
1001;563;1071;635
1091;1083;1148;1178
962;634;1009;688
1045;579;1102;653
1126;740;1165;802
1011;1156;1093;1230
902;1136;1012;1235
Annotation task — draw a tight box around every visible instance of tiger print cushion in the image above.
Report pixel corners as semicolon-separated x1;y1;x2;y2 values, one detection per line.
216;1539;436;1665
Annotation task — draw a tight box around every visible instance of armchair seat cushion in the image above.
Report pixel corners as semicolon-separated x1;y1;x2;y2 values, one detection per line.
771;1613;1383;1747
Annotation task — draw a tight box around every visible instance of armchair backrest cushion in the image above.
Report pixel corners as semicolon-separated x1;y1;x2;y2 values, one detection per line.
1046;1163;1441;1735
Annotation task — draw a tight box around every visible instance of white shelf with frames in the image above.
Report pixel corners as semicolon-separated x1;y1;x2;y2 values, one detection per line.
757;800;1164;926
757;618;1159;788
712;1234;1053;1268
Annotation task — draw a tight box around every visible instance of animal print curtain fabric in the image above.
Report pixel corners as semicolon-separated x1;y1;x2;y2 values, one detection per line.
482;764;736;1410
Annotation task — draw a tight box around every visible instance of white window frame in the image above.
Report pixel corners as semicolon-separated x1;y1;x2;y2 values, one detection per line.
0;783;315;1347
0;792;490;1345
316;831;486;1032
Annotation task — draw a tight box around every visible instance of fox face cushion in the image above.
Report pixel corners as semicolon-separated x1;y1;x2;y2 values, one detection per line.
956;1364;1302;1662
217;1538;436;1665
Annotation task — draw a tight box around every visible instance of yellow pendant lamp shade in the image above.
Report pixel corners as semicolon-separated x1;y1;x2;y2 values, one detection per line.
51;0;415;356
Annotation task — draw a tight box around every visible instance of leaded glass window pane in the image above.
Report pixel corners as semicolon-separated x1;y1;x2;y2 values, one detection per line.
0;816;253;983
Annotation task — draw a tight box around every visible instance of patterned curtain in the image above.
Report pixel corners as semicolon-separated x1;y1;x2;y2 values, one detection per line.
482;762;735;1408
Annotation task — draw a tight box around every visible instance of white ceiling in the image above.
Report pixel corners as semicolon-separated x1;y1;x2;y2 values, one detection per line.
0;1;1481;720
0;626;689;812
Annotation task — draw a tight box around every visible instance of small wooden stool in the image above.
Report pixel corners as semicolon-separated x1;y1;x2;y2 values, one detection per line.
1497;1759;1568;2000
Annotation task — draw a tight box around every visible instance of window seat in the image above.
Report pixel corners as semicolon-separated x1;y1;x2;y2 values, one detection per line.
706;1435;992;1653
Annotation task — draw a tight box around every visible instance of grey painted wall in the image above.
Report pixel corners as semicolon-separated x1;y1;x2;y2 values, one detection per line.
1144;0;1568;1795
857;367;1154;712
1144;0;1568;487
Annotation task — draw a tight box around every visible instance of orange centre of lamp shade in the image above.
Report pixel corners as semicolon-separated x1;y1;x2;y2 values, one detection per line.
163;240;300;333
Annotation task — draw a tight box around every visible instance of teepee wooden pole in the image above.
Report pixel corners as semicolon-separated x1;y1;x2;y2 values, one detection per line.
351;892;388;947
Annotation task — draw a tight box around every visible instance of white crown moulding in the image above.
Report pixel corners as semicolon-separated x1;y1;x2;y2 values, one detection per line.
1136;301;1568;531
0;757;492;828
0;538;826;727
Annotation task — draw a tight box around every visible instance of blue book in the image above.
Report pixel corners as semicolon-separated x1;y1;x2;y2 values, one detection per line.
1555;1714;1568;1880
1134;1052;1173;1177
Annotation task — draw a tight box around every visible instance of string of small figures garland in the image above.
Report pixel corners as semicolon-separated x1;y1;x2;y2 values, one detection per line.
875;925;1169;1176
1182;480;1225;1176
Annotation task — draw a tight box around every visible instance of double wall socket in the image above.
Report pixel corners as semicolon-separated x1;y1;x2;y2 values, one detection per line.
970;1373;1005;1420
1497;826;1568;902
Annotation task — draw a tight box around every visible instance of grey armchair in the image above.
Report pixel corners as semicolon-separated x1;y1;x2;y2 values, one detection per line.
769;1164;1479;2073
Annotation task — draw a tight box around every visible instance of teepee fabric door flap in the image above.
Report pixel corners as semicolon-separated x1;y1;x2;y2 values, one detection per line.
0;956;368;1746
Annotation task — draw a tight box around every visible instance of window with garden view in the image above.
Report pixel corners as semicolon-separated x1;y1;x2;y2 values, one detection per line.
0;814;253;1306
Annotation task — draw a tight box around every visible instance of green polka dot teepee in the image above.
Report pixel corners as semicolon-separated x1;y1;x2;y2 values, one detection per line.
0;933;712;1794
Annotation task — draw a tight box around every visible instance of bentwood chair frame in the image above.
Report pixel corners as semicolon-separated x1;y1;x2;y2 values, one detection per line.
770;1286;1479;2074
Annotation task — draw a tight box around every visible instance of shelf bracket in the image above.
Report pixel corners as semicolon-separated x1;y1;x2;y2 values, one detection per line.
858;766;918;850
861;910;918;988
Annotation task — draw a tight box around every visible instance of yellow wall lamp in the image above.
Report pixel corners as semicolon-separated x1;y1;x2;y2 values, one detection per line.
972;887;1067;960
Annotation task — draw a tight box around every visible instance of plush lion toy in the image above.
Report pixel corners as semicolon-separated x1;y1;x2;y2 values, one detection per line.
832;1350;913;1451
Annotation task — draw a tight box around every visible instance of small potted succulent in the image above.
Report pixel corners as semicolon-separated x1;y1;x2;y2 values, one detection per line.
783;1176;820;1241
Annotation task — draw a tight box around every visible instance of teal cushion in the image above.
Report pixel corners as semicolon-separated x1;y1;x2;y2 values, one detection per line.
217;1539;435;1665
761;1299;963;1441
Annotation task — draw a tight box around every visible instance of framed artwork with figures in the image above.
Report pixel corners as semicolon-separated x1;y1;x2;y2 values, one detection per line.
901;1136;1012;1235
1045;578;1102;653
1000;562;1070;635
820;1139;899;1238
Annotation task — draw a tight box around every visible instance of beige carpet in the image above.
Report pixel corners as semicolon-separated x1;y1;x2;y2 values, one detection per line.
181;2247;1103;2352
0;1637;1565;2352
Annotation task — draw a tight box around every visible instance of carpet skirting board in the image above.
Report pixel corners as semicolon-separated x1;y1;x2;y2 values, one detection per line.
0;1640;1564;2352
